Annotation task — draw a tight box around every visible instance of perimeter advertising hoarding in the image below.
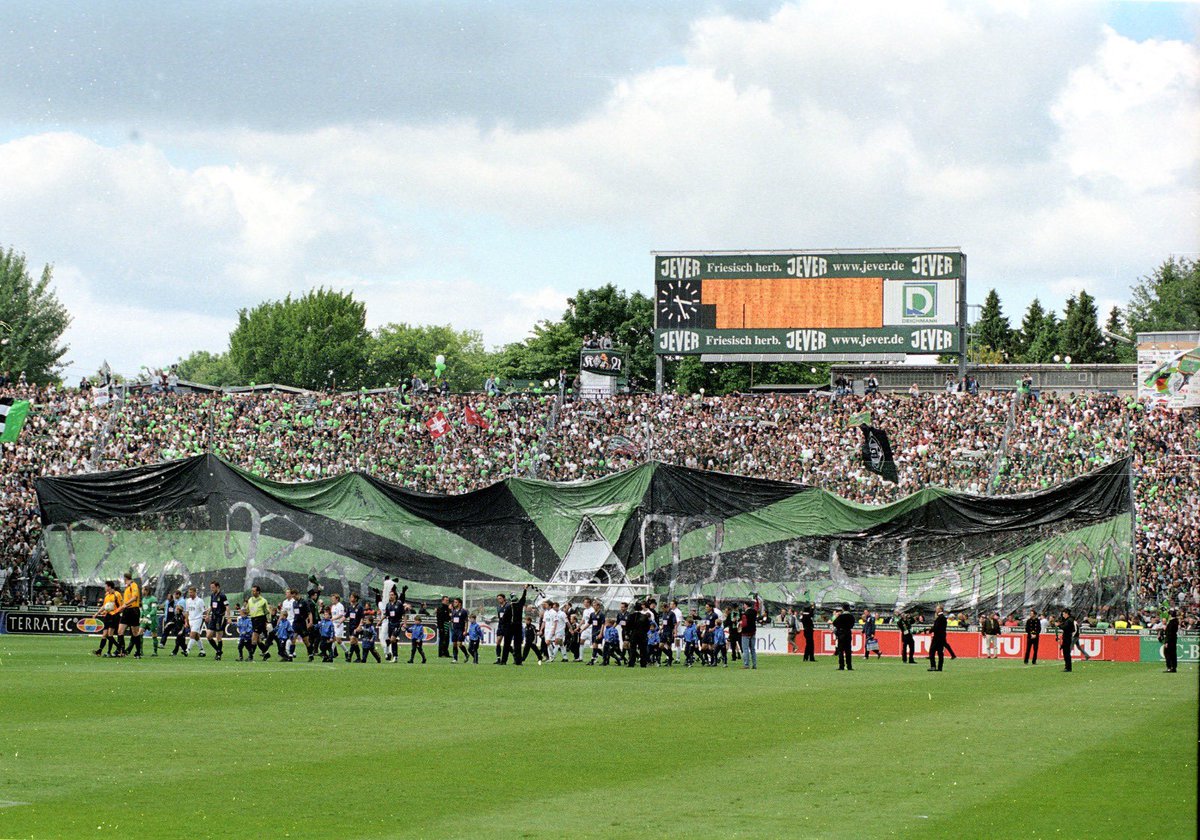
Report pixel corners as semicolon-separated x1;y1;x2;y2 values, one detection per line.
653;250;965;356
791;629;1142;661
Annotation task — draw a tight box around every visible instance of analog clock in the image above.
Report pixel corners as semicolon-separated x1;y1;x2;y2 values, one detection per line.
657;279;702;325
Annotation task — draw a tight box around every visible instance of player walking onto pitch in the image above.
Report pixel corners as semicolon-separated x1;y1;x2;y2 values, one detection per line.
203;580;228;661
183;586;206;657
246;585;272;661
449;597;470;662
117;571;144;658
92;580;123;657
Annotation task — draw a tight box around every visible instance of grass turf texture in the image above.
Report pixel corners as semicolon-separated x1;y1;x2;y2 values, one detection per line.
0;638;1194;840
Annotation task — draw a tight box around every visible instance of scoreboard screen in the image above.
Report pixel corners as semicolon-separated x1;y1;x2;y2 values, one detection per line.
653;249;965;356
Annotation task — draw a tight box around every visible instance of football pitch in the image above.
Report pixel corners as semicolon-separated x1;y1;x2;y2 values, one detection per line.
0;637;1194;840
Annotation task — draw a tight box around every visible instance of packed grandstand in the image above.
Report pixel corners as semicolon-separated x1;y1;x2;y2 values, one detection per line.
1;381;1195;628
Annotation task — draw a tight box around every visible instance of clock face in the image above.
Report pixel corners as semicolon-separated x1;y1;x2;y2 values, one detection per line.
657;279;701;325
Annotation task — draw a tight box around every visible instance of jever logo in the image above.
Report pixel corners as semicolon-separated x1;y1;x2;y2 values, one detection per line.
903;283;938;318
658;330;699;353
911;254;955;277
785;330;827;351
910;329;954;352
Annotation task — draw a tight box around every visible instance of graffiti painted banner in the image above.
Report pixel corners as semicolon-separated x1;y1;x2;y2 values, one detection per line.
36;455;1132;616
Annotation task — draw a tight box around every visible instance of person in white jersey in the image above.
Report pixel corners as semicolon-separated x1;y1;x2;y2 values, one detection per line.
183;586;206;657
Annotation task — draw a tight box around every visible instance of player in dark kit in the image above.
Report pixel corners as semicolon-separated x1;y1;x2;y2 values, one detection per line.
832;604;855;670
435;596;451;658
587;603;606;664
204;581;228;661
382;590;404;663
498;585;528;665
292;592;314;661
1023;608;1040;664
928;605;948;671
448;598;470;662
344;592;366;662
1059;609;1075;672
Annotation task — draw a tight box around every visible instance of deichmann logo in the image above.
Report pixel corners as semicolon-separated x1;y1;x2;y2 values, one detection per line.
903;282;938;318
910;329;955;352
657;330;699;353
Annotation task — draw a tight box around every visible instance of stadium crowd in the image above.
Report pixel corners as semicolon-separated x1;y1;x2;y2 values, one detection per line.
2;380;1196;626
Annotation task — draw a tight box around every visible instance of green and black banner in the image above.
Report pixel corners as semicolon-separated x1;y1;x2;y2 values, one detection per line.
36;455;1131;615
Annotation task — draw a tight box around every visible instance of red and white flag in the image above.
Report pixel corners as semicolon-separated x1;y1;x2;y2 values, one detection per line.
425;410;450;439
464;405;489;430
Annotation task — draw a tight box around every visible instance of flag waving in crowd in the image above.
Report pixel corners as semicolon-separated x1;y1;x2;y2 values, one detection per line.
464;405;489;430
425;410;450;439
0;397;30;442
860;425;899;483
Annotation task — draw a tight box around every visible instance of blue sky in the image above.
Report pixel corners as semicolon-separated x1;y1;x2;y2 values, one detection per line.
0;0;1196;378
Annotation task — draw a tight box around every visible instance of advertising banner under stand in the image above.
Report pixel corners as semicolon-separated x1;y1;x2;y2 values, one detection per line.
1;611;107;635
1139;634;1200;664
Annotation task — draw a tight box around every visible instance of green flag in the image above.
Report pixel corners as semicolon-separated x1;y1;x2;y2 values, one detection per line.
848;410;870;427
0;398;30;442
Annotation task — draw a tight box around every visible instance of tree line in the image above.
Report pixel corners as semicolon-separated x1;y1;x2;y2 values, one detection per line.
2;246;1197;392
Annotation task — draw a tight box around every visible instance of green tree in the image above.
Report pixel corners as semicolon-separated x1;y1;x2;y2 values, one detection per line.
1125;256;1200;333
974;288;1013;358
494;319;578;383
1098;307;1135;363
228;288;368;390
1025;310;1060;363
563;284;655;386
0;247;71;385
1059;290;1105;362
1013;298;1046;362
366;323;492;391
174;350;240;386
497;284;655;388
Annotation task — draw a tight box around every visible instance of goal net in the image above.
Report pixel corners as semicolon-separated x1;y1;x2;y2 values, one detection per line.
462;580;653;618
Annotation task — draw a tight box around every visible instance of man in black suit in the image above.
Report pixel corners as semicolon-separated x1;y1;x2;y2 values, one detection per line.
832;603;855;671
1162;609;1179;673
1059;608;1075;672
1023;608;1040;665
435;595;451;658
897;610;915;663
625;602;649;668
928;604;948;671
495;586;529;665
801;606;816;662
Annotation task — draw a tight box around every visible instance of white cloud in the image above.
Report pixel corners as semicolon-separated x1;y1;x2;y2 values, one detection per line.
2;2;1197;377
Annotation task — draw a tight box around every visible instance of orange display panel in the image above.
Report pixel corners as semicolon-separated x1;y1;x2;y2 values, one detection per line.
701;277;884;329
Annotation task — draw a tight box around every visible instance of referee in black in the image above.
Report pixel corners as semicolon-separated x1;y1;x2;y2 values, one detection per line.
897;610;915;663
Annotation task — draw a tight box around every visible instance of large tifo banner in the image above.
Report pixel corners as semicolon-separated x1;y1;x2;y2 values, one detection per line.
653;249;965;356
36;455;1131;614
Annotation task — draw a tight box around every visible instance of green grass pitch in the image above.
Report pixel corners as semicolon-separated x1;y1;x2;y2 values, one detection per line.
0;637;1194;840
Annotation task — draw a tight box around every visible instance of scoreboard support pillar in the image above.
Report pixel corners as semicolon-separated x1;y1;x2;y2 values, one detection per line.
655;356;664;394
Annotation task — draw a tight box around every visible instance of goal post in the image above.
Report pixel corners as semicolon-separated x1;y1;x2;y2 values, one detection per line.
462;579;653;616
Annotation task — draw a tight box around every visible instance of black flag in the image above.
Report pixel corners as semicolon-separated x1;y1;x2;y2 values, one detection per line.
860;425;899;483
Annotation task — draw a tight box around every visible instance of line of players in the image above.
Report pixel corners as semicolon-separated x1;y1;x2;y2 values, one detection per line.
514;596;758;668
